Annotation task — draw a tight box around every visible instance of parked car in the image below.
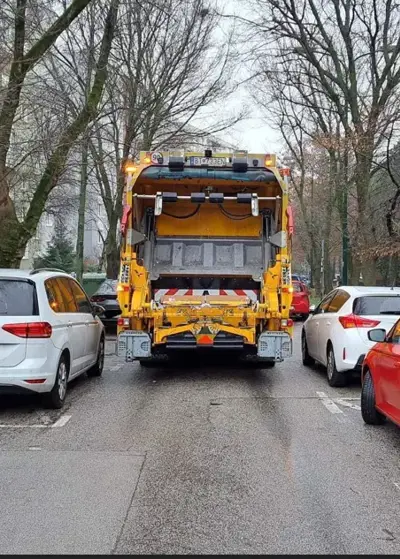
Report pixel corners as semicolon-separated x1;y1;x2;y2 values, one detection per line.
361;319;400;427
301;286;400;387
90;279;120;320
0;269;105;408
290;280;310;320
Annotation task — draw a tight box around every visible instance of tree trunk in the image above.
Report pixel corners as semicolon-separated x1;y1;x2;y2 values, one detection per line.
76;138;89;282
0;0;119;268
105;220;120;279
350;253;361;285
362;258;378;286
354;146;376;284
0;212;25;268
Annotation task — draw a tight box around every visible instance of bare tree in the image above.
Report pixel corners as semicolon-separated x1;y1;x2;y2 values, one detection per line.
89;0;243;277
244;0;400;284
0;0;119;267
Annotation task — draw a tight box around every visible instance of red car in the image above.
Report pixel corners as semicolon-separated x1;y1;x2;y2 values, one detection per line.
361;318;400;426
290;280;310;320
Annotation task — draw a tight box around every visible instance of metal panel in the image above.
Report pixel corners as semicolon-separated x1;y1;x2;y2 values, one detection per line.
117;331;151;361
152;237;263;279
257;331;292;361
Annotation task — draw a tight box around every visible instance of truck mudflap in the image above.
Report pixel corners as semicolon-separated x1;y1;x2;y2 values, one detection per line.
117;331;151;361
257;331;292;361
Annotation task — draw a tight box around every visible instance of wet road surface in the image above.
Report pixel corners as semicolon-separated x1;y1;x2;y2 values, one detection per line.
0;324;399;554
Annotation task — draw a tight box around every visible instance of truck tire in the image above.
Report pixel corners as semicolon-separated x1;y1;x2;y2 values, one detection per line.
301;331;314;366
263;361;275;368
326;345;347;387
139;354;168;368
361;371;386;425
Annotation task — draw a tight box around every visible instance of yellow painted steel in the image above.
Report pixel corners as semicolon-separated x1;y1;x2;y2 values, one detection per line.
117;151;294;346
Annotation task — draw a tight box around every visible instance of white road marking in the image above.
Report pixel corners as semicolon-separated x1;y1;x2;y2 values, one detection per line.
394;482;400;491
0;414;71;429
51;414;72;428
0;424;47;429
335;398;361;411
316;391;343;414
28;446;41;451
111;365;120;372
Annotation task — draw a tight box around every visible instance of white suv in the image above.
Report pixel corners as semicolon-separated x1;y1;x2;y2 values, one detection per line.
0;269;105;408
302;286;400;386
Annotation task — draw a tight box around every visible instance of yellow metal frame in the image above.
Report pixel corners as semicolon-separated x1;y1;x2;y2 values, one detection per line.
117;151;293;346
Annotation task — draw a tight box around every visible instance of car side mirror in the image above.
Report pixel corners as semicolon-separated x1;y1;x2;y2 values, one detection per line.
368;328;386;343
92;304;105;316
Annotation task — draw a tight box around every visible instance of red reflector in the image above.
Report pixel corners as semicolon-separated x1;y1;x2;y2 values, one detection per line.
287;319;294;327
197;335;214;345
25;379;46;384
117;317;130;328
2;322;52;338
338;314;380;329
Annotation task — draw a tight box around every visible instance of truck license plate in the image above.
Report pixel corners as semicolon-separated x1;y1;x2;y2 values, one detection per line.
189;157;225;167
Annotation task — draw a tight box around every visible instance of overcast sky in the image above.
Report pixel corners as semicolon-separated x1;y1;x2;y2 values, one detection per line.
217;0;283;155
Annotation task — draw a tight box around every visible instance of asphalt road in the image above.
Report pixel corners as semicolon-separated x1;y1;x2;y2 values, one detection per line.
1;324;400;554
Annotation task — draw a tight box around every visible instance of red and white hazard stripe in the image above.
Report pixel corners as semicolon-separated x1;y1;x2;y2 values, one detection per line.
153;289;259;302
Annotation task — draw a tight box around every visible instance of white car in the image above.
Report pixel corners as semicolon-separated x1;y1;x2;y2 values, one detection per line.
302;286;400;387
0;269;105;408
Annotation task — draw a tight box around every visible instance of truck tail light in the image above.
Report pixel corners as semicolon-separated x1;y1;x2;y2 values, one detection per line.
281;319;294;328
282;286;294;293
2;322;52;338
117;284;130;293
338;314;380;329
117;318;130;328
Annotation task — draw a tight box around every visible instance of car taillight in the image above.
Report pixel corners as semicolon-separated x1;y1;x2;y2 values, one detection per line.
2;322;52;338
338;314;380;329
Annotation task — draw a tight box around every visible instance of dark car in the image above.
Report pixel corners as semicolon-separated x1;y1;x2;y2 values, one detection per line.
90;280;120;320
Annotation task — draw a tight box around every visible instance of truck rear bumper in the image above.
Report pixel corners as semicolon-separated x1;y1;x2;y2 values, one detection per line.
117;330;292;362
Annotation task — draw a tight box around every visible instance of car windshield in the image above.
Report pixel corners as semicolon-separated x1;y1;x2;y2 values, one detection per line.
96;280;118;295
353;295;400;315
0;279;37;316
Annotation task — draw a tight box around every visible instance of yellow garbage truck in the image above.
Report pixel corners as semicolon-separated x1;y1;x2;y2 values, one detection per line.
117;149;294;365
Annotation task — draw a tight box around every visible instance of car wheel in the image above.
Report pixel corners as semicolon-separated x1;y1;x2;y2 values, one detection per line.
361;371;386;425
43;355;68;409
87;336;105;377
301;331;315;366
326;345;347;387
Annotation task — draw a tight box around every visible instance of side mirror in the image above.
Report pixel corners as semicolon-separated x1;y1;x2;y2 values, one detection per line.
92;304;105;316
368;328;386;343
